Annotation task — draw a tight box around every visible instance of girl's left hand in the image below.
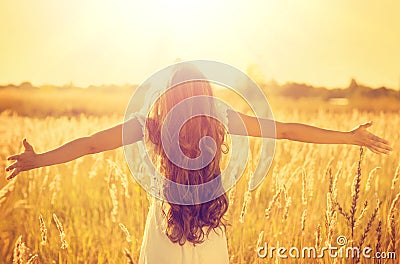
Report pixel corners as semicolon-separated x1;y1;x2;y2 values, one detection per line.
350;121;392;154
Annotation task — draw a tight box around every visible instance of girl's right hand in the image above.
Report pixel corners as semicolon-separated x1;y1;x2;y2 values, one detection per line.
5;138;38;180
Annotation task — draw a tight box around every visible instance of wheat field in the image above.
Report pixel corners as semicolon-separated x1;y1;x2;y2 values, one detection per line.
1;106;399;263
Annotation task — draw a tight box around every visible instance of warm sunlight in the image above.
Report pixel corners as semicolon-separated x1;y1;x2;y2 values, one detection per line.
1;1;400;263
0;0;399;88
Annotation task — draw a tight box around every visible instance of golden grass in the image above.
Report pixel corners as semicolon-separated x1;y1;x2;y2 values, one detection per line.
1;104;399;263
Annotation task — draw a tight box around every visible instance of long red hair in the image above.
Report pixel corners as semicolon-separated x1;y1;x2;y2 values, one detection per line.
145;64;229;245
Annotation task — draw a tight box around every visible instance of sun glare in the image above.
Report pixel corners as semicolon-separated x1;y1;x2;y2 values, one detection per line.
0;1;399;88
152;0;225;38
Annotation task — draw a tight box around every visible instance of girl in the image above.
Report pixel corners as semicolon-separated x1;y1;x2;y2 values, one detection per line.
5;64;392;264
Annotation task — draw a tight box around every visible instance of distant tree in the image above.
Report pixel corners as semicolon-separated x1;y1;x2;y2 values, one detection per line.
348;78;358;91
19;82;34;89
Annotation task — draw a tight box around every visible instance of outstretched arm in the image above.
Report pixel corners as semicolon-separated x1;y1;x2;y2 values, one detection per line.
228;111;392;154
5;117;143;180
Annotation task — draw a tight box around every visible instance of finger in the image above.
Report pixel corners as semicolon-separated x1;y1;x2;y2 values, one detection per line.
368;142;390;155
5;162;19;172
23;138;34;151
367;145;382;155
7;154;20;161
7;168;21;180
368;138;392;152
374;142;392;152
368;137;392;152
369;134;390;146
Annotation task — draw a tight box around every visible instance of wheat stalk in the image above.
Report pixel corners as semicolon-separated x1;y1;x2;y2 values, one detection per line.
265;188;282;219
391;164;400;190
12;235;26;264
53;213;69;249
124;248;134;264
108;159;130;198
325;192;338;245
334;200;350;223
239;190;252;223
12;235;36;264
301;209;307;233
349;147;364;241
39;214;47;246
256;230;264;251
314;224;322;252
387;192;400;252
282;186;291;223
354;200;368;228
0;180;16;207
109;183;119;223
358;199;380;249
365;167;381;192
119;223;132;243
26;254;38;264
374;219;382;264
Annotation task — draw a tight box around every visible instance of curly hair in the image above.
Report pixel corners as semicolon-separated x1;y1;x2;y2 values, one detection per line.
145;65;229;245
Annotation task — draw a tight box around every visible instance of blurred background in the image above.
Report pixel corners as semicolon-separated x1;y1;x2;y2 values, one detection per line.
0;0;399;116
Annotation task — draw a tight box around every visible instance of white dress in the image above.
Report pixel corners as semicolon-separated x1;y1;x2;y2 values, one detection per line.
138;198;229;264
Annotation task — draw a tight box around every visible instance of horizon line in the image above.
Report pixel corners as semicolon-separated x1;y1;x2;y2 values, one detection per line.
0;77;398;91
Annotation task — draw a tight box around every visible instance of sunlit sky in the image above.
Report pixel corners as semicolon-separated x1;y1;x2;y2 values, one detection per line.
0;0;399;89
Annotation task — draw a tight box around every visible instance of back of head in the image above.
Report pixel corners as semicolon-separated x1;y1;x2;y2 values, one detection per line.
145;63;229;245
